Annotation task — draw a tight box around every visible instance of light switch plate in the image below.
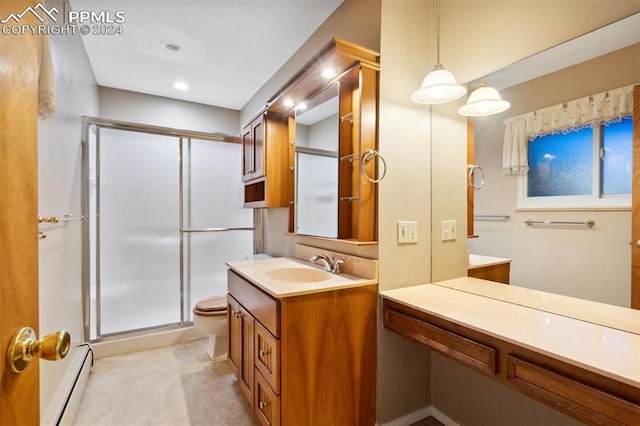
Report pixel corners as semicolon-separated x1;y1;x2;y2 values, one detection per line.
407;221;418;243
441;220;457;241
398;221;408;243
398;221;418;244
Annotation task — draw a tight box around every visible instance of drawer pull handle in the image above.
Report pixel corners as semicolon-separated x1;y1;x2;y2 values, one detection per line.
259;349;269;358
259;401;268;409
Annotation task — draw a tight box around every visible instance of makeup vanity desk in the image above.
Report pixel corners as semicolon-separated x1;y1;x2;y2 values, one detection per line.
382;277;640;426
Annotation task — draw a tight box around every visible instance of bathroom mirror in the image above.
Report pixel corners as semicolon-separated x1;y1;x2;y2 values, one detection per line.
294;83;340;238
433;13;640;323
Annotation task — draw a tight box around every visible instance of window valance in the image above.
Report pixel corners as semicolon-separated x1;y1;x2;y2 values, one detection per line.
502;84;635;176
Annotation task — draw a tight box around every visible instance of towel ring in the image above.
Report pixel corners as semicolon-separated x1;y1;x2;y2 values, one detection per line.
467;164;485;190
361;149;387;183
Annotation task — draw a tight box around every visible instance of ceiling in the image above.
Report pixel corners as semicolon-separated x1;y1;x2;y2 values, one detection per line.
70;0;343;111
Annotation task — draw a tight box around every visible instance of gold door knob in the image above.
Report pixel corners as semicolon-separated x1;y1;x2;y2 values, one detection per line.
6;327;71;374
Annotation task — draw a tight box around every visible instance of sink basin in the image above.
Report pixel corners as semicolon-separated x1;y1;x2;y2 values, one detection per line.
266;267;331;283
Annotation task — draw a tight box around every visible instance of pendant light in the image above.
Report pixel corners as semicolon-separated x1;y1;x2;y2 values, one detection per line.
458;77;511;117
411;0;466;105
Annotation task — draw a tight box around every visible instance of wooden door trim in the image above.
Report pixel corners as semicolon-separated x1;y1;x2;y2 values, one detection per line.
632;84;640;310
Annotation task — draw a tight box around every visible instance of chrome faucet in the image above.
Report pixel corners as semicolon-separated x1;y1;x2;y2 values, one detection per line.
309;254;345;274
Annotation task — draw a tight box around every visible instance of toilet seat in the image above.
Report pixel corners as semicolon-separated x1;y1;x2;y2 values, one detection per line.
193;295;227;317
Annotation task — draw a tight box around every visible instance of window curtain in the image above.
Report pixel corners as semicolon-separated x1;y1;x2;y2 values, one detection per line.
502;84;634;176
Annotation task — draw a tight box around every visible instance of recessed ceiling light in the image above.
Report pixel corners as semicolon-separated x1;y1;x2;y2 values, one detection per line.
174;81;189;91
321;67;336;79
283;98;295;107
296;102;308;111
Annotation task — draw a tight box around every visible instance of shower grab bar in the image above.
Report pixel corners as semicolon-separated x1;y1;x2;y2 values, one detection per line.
181;227;255;233
524;219;595;228
474;214;510;221
39;214;85;224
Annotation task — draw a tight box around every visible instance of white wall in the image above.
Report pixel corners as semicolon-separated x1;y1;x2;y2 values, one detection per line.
37;0;99;416
98;87;240;135
470;44;639;308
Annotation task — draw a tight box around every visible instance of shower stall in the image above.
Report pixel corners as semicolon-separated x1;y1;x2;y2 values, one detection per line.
81;118;255;341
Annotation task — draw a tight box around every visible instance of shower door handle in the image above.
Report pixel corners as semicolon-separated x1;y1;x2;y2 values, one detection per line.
6;327;70;373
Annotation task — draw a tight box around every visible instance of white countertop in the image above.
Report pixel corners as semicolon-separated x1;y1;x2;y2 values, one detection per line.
382;279;640;388
468;253;512;269
226;257;377;298
436;277;640;335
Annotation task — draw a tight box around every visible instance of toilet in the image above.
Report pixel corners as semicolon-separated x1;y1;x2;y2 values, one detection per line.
192;295;228;360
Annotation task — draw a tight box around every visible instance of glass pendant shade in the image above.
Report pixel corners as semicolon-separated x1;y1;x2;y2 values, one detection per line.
411;64;467;104
458;85;511;117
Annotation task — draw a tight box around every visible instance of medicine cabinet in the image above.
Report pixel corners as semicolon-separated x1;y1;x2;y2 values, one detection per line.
266;38;380;243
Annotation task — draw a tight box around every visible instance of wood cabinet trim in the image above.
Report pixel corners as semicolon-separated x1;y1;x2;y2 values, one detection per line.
507;355;640;426
384;304;496;375
228;270;281;337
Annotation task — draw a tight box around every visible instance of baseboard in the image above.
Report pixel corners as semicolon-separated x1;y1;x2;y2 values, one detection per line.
379;405;460;426
41;344;93;426
90;326;204;359
428;406;460;426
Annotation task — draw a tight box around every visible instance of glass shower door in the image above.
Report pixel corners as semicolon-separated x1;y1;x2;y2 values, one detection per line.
86;122;255;340
182;138;254;321
96;128;181;335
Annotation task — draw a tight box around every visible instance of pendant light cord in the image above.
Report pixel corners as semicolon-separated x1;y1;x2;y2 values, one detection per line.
435;0;441;66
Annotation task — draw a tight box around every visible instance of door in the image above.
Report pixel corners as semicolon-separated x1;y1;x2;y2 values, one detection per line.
632;84;640;309
0;0;40;423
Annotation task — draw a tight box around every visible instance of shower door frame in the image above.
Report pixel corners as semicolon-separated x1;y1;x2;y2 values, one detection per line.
81;116;262;342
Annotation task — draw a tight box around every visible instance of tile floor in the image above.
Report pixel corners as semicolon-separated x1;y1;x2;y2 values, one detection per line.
73;339;443;426
73;339;258;426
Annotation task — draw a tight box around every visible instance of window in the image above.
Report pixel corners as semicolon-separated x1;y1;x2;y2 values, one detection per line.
522;117;632;208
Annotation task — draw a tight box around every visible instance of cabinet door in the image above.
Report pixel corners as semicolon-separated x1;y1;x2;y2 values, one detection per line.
227;295;255;404
227;296;242;378
239;304;255;403
251;116;265;179
241;125;253;182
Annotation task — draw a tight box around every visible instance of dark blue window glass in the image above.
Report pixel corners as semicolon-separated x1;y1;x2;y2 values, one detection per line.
602;117;632;195
527;128;593;197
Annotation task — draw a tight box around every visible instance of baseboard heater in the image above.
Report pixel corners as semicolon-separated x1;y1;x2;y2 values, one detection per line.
41;343;94;426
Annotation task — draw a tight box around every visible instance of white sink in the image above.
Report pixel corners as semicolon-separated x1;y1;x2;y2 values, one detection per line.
266;267;331;283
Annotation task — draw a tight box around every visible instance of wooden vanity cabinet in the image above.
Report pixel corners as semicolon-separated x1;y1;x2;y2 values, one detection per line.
468;262;510;284
227;269;377;425
241;110;289;208
382;297;640;426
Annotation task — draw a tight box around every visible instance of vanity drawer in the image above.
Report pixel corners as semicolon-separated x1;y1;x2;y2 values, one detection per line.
255;321;280;393
506;355;640;426
383;305;497;375
255;368;281;426
228;270;280;337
